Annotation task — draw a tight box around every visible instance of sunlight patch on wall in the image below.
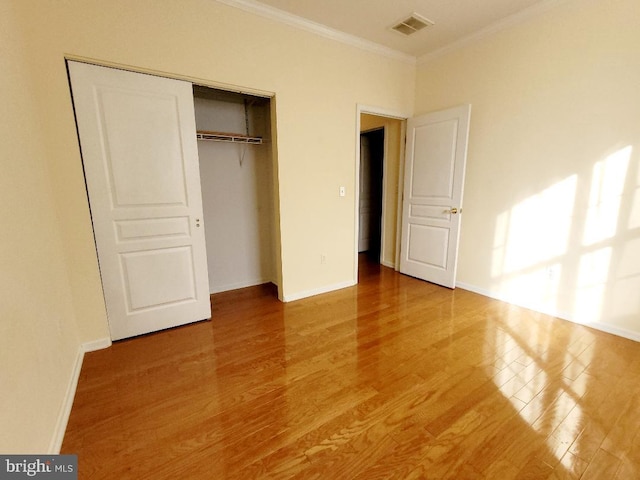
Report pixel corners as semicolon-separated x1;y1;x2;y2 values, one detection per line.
573;146;632;324
628;160;640;230
611;237;640;319
582;146;631;246
495;265;563;313
490;146;634;327
491;175;577;312
629;188;640;230
494;175;577;275
611;275;640;319
574;247;612;323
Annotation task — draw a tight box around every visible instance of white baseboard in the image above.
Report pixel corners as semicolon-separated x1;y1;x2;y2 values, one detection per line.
49;346;84;454
283;280;356;302
48;336;112;453
82;337;112;352
578;321;640;343
381;260;396;269
456;281;640;343
455;281;498;299
209;277;272;294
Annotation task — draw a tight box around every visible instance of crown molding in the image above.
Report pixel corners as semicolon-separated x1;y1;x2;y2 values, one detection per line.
215;0;416;65
417;0;570;65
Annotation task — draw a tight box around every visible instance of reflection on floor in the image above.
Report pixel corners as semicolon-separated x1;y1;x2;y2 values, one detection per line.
63;257;640;479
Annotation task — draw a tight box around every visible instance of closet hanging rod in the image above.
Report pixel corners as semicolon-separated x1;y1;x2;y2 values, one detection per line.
196;130;263;144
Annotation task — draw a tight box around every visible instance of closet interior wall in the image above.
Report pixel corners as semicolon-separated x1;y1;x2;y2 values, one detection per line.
193;86;275;294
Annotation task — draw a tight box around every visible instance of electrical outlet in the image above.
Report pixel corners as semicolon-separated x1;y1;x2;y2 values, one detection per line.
547;265;559;280
320;254;327;264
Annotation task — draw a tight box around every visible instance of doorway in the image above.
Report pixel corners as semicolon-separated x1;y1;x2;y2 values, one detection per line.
355;109;407;283
359;128;384;262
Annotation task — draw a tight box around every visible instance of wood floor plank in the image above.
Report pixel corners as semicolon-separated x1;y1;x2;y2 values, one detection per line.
581;448;621;480
62;255;640;479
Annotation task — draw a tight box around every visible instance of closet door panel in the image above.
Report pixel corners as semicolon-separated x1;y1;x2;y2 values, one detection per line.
69;61;210;340
99;88;188;206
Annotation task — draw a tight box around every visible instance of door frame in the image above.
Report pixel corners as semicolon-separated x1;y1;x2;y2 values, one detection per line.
354;104;410;283
65;56;284;301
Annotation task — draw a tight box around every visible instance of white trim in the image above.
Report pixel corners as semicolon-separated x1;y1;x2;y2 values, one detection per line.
354;111;362;283
585;322;640;343
49;336;111;453
455;281;496;298
66;55;276;99
455;281;570;318
381;260;396;269
48;346;84;453
418;0;570;65
283;280;355;302
456;281;640;343
215;0;416;65
358;104;411;121
355;104;411;282
210;278;272;294
457;281;580;321
379;126;388;266
82;337;112;352
395;120;407;271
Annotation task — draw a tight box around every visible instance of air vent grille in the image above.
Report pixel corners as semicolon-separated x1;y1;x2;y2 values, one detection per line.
391;13;434;36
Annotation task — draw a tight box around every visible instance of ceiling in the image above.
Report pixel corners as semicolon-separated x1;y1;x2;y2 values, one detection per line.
248;0;550;58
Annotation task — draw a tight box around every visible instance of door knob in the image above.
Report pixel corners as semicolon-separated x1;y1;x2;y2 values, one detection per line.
448;208;458;214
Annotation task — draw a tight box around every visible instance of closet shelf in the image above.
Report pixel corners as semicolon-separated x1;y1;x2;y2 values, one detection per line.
196;130;263;144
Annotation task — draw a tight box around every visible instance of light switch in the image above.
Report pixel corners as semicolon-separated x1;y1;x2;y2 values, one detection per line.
339;186;346;197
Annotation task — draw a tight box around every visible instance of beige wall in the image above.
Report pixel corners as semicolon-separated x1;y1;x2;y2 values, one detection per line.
2;0;414;450
415;0;640;338
0;3;82;452
11;0;415;336
360;114;404;267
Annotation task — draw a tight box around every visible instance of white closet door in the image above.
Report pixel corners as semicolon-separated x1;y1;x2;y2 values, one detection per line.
68;61;211;340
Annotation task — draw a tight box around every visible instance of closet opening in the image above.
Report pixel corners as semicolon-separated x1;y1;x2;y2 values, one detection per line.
193;85;279;299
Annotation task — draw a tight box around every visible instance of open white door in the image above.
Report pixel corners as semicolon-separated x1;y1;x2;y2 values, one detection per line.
68;61;211;340
399;105;471;288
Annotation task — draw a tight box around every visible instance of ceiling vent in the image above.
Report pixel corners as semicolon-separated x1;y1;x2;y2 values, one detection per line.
391;13;434;36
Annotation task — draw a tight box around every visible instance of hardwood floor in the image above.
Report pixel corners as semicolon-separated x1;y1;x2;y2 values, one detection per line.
62;257;640;479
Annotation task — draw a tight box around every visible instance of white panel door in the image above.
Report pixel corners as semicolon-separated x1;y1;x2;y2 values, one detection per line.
68;61;211;340
399;105;471;288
